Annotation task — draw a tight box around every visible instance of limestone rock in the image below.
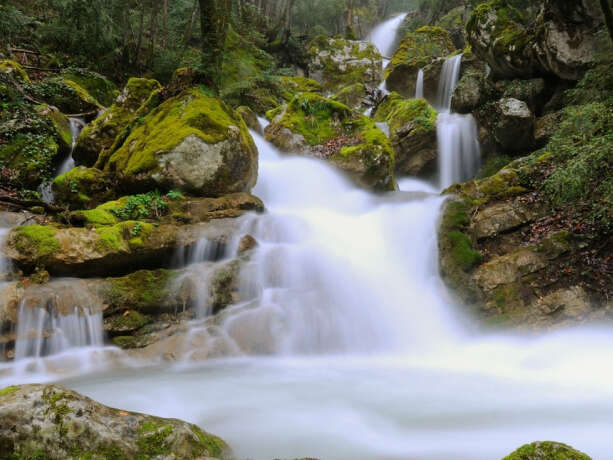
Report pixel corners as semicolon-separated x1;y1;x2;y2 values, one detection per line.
535;286;592;319
307;36;382;91
493;98;535;153
472;200;539;239
0;384;229;460
73;77;161;167
473;248;546;292
103;89;258;196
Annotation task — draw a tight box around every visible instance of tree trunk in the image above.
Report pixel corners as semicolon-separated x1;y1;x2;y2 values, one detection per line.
601;0;613;45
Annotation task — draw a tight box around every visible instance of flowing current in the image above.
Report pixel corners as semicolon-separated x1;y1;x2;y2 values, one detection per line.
1;36;613;460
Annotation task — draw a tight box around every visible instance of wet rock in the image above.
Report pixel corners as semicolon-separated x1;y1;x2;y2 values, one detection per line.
52;166;117;210
265;93;394;191
473;248;547;292
102;89;258;196
0;384;230;460
502;441;591;460
236;105;262;134
307;36;382;91
73;77;161;167
472;200;539;239
385;26;455;99
3;218;243;277
373;92;438;176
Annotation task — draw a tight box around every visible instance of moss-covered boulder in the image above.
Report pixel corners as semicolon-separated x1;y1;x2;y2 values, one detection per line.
102;89;258;196
29;76;103;114
0;384;230;460
4;218;243;277
373;93;438;176
52;166;116;210
502;441;591;460
332;83;370;111
437;6;467;49
0;59;31;84
236;105;262;133
73;77;161;167
466;0;608;80
385;26;455;99
307;36;382;92
35;104;72;152
60;68;118;107
0;105;64;190
265;93;395;190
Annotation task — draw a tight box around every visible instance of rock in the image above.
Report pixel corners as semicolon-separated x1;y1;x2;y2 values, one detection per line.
502;441;591;460
35;104;72;153
373;93;438;176
535;286;592;318
472;199;539;239
3;218;242;277
265;93;395;191
385;26;455;99
466;0;608;80
31;76;103;114
497;78;547;112
492;98;535;153
102;89;258;196
307;36;382;91
73;77;161;167
451;71;488;114
236;105;262;134
332;83;369;111
473;248;546;292
0;59;31;84
52;166;116;210
60;68;118;107
0;384;230;460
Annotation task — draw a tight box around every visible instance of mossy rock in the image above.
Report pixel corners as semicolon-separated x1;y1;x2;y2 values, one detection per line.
278;76;323;98
60;68;118;107
307;36;382;91
104;88;258;196
332;83;369;110
73;77;162;167
236;105;262;133
0;59;31;84
52;166;116;210
0;384;230;460
385;26;455;98
35;104;72;152
0;104;63;189
373;93;438;175
29;76;103;114
502;441;591;460
265;92;395;190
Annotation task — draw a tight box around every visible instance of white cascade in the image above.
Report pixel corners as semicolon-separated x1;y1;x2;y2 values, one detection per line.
435;54;481;189
415;68;424;99
14;303;103;360
367;13;408;58
57;117;86;176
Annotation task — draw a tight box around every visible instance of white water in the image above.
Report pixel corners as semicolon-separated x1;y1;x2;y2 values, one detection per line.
435;55;481;189
367;13;408;58
57;117;86;176
415;68;424;99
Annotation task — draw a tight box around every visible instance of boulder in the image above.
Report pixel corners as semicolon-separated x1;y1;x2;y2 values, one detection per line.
265;93;395;190
0;59;31;84
30;76;103;114
0;384;229;460
492;98;535;153
102;89;258;196
52;166;116;210
472;199;539;239
73;77;161;167
59;68;118;107
35;104;72;153
502;441;591;460
332;83;369;111
373;93;438;176
466;0;608;80
307;36;382;91
385;26;455;99
236;105;262;133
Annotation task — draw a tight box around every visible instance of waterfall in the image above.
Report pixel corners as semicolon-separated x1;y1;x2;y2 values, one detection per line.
366;13;408;58
415;68;424;99
57;117;86;176
435;54;481;189
14;303;103;360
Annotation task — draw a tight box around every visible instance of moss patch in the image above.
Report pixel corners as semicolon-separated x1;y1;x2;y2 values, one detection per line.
13;225;60;261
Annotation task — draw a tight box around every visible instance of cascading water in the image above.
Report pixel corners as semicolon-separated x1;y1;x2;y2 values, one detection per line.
435;54;481;189
415;68;424;99
39;117;86;203
367;13;408;59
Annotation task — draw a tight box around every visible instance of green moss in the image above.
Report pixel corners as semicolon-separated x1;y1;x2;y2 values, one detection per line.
279;76;323;99
191;426;228;458
60;68;118;107
14;225;60;259
0;59;31;83
112;336;137;348
95;225;124;251
502;441;591;460
0;385;19;397
53;166;114;209
35;104;72;148
386;26;454;79
449;230;483;269
104;269;176;314
374;93;437;135
136;421;174;457
105;89;253;177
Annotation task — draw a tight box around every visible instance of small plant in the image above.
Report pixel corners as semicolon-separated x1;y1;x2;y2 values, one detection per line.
111;191;168;220
130;222;143;237
165;190;184;201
